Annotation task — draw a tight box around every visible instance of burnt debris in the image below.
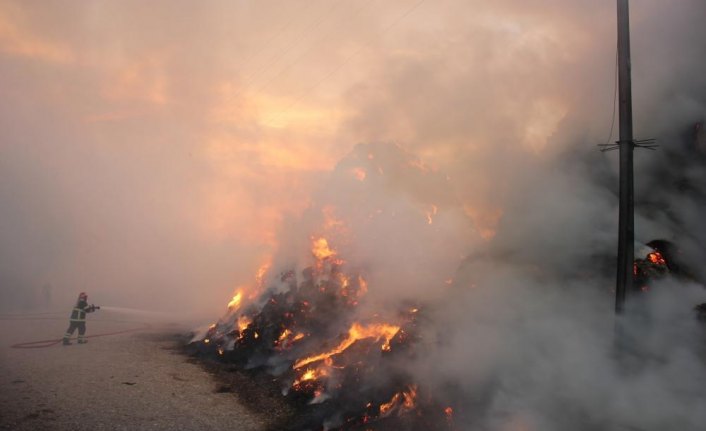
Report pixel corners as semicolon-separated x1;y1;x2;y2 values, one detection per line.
188;246;455;431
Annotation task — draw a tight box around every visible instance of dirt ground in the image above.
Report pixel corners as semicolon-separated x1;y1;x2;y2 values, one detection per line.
0;311;270;431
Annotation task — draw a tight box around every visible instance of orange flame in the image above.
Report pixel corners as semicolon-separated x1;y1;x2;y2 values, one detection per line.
379;385;418;417
312;237;336;260
293;367;329;387
338;274;368;304
255;259;272;289
444;406;454;426
379;394;400;416
402;385;417;409
236;315;252;334
275;329;305;349
293;322;400;369
227;291;243;310
278;329;292;342
648;251;666;266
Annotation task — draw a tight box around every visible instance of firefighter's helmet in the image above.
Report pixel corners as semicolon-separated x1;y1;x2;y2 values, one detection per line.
78;292;87;300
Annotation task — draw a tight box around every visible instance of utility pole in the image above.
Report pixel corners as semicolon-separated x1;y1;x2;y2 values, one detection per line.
615;0;634;315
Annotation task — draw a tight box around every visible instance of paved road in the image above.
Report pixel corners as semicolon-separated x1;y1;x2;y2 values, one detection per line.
0;312;264;431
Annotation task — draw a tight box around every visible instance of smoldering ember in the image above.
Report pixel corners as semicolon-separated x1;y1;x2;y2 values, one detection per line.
1;2;706;431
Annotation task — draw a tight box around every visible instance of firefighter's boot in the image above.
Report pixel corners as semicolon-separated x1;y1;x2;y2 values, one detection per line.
63;338;72;346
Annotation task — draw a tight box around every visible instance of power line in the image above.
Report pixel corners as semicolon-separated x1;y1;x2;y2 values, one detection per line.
229;1;317;86
265;0;427;127
224;0;344;104
246;0;377;101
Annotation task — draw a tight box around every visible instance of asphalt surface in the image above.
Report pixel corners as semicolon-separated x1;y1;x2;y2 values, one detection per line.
0;312;265;431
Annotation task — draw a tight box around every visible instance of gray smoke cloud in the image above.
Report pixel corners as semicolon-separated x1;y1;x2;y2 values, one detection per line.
251;1;706;428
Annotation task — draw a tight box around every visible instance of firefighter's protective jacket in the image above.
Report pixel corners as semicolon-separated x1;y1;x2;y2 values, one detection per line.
70;300;96;322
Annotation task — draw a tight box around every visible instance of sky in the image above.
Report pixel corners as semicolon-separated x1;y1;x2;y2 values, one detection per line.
1;0;705;318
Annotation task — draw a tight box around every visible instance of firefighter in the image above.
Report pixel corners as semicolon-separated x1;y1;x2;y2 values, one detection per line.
62;292;99;345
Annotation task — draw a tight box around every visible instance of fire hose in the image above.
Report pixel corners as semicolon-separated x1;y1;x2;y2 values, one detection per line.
1;309;152;349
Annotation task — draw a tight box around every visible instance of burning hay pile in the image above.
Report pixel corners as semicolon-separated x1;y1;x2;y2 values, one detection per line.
189;144;467;430
193;236;455;430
